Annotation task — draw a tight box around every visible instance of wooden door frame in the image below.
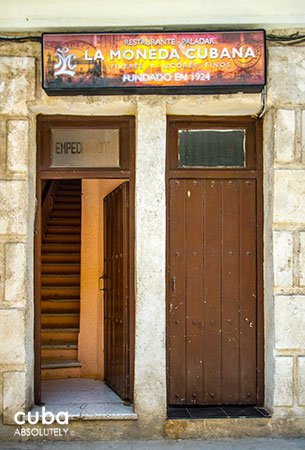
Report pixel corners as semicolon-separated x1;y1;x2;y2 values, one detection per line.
166;115;264;406
34;114;135;405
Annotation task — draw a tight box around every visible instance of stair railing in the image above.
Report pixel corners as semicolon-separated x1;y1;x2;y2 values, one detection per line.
41;181;58;237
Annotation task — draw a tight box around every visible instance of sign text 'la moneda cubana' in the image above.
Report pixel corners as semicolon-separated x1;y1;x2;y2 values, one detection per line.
42;31;266;95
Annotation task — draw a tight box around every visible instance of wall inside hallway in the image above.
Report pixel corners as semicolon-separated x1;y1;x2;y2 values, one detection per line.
78;179;124;379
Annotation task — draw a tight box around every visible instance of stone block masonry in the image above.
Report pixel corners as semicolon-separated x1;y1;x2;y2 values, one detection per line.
7;121;29;173
274;110;295;163
0;37;304;438
272;96;305;416
0;55;35;425
0;57;35;115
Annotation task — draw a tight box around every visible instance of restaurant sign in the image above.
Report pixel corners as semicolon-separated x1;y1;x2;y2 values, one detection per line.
42;31;266;95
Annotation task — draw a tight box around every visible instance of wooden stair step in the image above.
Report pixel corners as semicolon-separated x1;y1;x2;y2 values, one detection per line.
43;235;81;244
41;253;80;263
55;195;81;202
41;299;80;314
42;343;77;349
42;243;80;253
41;328;79;345
41;179;81;381
42;273;80;283
56;189;81;195
53;204;81;211
41;275;80;286
46;225;81;234
51;211;81;218
41;366;81;380
54;196;81;204
41;313;79;328
59;183;81;187
41;358;81;369
41;286;80;299
47;218;81;226
41;345;78;360
41;263;80;274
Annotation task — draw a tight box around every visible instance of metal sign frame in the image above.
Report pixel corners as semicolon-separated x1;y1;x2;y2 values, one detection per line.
42;30;266;96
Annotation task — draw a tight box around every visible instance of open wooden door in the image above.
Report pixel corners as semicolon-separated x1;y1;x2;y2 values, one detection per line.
104;182;130;401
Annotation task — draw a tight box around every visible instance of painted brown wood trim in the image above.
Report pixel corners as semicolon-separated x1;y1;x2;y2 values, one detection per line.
167;170;258;179
167;115;257;172
166;115;264;406
34;126;42;406
37;115;133;173
128;119;135;403
39;171;131;179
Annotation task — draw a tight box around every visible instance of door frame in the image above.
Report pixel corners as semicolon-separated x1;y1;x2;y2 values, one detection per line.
166;115;264;406
34;115;135;405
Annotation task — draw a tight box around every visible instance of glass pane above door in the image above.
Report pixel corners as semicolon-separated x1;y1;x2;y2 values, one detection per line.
178;129;246;168
51;128;120;168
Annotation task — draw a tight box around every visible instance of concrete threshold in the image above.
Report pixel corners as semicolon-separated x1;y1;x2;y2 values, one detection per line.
30;404;137;421
30;378;137;421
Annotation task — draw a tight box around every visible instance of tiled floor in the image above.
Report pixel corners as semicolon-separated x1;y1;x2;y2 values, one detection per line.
30;378;137;420
167;405;270;419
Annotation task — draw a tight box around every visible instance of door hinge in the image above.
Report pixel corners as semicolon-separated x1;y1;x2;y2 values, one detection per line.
99;275;107;291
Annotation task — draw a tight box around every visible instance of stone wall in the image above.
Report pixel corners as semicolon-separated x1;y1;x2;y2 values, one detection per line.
265;44;305;418
0;36;304;437
0;54;36;425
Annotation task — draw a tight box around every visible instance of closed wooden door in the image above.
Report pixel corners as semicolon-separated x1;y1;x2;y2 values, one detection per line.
104;182;130;401
167;178;259;405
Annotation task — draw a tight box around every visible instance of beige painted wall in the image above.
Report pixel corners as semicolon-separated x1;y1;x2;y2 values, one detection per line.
78;179;124;379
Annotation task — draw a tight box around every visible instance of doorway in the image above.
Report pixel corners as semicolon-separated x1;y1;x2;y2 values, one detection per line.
166;116;264;407
35;116;135;407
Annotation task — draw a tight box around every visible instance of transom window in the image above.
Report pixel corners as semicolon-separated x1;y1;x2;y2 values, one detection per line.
167;117;257;171
178;129;246;168
51;128;120;168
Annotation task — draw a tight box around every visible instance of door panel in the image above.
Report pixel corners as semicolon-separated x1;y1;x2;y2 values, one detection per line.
167;178;258;405
104;182;130;401
186;180;204;404
168;180;187;404
203;179;223;404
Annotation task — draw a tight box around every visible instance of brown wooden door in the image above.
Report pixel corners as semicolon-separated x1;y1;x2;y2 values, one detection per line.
168;178;259;405
104;182;130;401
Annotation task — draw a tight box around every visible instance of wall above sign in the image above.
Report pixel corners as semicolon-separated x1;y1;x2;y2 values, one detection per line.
42;31;266;95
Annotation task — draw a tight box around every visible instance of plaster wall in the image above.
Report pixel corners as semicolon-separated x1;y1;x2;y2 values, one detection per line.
78;178;123;378
0;0;305;30
0;36;304;437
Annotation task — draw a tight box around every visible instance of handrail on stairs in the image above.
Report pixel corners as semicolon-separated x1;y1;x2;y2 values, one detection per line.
41;180;58;237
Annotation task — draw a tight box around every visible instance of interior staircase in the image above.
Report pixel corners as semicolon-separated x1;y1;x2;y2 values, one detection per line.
41;179;82;380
